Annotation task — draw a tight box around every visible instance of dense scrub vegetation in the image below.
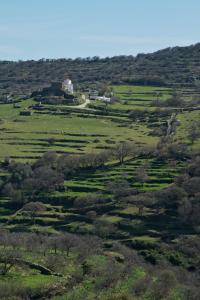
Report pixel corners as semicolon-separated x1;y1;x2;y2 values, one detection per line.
1;228;200;300
1;43;200;97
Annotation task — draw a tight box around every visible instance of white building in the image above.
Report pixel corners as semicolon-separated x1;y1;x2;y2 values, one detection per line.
92;96;111;102
62;78;74;94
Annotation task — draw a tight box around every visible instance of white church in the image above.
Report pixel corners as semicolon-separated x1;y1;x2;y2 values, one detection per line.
62;78;74;94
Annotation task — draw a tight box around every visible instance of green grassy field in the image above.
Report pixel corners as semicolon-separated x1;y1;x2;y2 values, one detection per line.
175;109;200;147
0;90;159;161
0;85;199;161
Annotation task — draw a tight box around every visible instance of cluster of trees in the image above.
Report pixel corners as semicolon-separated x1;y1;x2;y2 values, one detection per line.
0;154;64;205
152;96;186;108
0;145;199;298
187;120;200;144
175;157;200;230
0;229;200;299
0;230;102;267
1;138;195;209
0;143;140;205
155;139;189;160
1;43;200;97
67;146;200;239
128;107;174;122
115;155;200;231
31;82;76;105
152;90;186;108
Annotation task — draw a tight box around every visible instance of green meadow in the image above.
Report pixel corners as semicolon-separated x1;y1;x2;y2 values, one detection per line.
1;85;198;161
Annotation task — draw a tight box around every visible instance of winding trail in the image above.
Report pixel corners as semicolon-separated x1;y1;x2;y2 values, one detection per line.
67;98;90;109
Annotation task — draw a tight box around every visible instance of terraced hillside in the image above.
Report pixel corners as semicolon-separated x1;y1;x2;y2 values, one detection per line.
0;85;199;161
0;83;200;299
0;84;199;235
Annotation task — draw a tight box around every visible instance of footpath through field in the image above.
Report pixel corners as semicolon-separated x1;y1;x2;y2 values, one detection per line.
67;98;91;109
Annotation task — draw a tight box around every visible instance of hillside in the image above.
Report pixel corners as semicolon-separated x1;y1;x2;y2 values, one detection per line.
0;43;200;299
1;43;200;97
0;78;200;299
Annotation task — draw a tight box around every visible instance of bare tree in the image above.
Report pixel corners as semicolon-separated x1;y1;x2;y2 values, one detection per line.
0;249;21;275
21;201;46;224
135;166;149;187
107;179;130;198
59;233;78;257
128;193;153;215
113;142;135;164
187;120;200;144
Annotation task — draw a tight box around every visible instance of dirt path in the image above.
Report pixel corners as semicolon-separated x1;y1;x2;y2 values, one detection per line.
68;98;91;109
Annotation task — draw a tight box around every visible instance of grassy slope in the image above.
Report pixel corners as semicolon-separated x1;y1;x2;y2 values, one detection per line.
1;85;198;161
0;85;198;236
0;85;199;299
0;87;161;161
